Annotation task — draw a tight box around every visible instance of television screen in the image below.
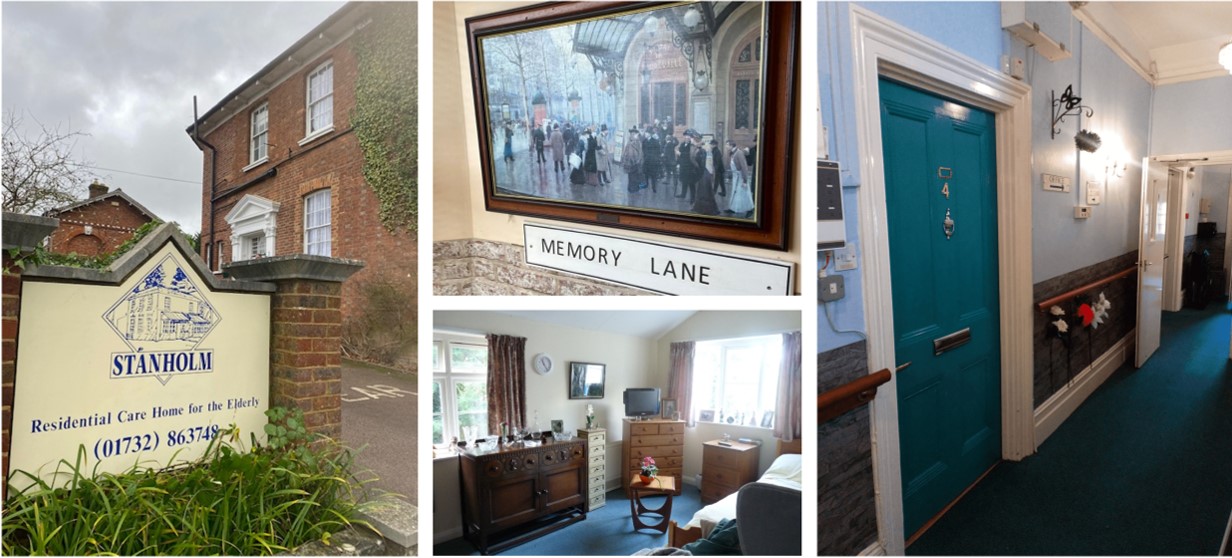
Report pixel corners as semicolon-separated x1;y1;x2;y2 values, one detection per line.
624;388;661;417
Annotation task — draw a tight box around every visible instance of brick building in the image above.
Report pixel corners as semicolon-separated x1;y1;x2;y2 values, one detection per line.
43;181;159;257
186;3;416;369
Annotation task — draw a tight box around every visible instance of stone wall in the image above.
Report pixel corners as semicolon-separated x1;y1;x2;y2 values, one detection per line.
1032;251;1137;407
819;340;878;556
433;239;648;296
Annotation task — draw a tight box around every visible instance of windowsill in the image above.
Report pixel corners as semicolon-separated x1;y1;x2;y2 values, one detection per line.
297;125;335;147
242;157;269;173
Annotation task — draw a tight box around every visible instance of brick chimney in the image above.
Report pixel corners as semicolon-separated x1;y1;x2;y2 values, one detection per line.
88;180;108;199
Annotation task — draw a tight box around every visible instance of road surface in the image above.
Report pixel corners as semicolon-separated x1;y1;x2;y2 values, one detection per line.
341;360;417;506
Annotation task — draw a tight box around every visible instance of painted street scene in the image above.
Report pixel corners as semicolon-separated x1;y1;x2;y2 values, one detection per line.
479;3;767;220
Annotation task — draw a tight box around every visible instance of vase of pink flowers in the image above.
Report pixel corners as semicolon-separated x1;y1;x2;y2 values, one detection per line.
639;455;658;484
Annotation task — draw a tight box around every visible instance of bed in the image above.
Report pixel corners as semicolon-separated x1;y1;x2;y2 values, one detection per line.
667;439;803;549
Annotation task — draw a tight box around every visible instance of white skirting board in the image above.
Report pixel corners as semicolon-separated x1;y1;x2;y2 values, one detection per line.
1034;332;1134;448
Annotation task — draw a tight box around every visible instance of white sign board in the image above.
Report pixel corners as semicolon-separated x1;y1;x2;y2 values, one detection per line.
10;242;270;488
524;224;794;295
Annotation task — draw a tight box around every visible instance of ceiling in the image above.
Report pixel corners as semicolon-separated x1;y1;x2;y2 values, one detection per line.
487;310;695;339
1083;2;1232;84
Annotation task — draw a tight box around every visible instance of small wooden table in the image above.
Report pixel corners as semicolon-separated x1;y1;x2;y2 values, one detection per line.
629;475;675;534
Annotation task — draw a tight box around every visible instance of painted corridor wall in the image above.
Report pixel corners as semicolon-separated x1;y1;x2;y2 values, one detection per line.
817;2;1176;553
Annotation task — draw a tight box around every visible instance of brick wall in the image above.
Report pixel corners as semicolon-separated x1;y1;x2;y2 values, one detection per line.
47;197;153;257
270;280;344;438
199;33;417;354
2;256;20;488
819;341;879;556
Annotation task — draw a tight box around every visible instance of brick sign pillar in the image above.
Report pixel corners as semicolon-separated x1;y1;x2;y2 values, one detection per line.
1;213;59;488
223;255;363;438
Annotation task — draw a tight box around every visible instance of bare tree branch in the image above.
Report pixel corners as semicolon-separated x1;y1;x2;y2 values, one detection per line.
2;109;93;215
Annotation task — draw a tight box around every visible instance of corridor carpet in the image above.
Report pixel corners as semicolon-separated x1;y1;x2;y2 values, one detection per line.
910;302;1232;555
434;484;704;555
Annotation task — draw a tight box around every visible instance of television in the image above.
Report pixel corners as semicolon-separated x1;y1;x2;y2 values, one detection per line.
624;388;661;418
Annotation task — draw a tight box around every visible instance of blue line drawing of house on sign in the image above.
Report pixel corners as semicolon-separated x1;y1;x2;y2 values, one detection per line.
103;254;221;353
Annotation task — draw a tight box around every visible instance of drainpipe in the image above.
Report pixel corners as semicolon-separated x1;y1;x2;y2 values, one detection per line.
191;96;219;268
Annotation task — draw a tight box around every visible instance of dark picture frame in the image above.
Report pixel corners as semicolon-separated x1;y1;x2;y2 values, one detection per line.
661;398;677;420
466;2;799;250
568;361;606;399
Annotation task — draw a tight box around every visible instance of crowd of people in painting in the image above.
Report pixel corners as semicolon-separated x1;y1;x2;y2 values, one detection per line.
497;116;758;218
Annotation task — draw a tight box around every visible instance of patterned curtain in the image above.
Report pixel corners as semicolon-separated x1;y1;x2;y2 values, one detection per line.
486;334;527;433
774;331;802;441
667;341;696;427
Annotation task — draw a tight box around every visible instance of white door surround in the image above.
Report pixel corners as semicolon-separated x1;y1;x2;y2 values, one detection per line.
847;7;1035;554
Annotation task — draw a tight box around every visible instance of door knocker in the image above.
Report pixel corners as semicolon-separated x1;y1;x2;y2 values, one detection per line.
943;208;955;240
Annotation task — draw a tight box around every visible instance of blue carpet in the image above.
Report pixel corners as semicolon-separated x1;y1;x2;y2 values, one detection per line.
908;302;1232;555
435;484;704;555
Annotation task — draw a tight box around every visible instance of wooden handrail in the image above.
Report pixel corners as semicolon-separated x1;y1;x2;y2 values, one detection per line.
819;369;891;423
1035;266;1136;313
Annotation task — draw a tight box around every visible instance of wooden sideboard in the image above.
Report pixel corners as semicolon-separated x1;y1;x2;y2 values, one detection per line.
577;427;607;510
622;419;684;496
458;438;587;554
700;439;759;504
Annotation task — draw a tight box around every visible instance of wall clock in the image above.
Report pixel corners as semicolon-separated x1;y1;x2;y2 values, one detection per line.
532;353;554;375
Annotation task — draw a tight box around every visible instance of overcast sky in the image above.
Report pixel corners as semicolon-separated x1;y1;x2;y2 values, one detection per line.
3;1;346;233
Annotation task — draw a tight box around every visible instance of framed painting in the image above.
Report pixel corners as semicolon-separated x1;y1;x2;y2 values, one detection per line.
568;361;606;399
466;2;799;250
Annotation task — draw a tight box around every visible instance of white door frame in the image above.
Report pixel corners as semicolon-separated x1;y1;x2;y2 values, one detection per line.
848;7;1035;554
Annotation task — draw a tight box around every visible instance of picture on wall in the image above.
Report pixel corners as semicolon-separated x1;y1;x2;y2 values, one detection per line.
568;361;606;399
465;2;799;250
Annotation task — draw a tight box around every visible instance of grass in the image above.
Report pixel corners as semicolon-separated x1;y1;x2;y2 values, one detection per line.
2;408;378;555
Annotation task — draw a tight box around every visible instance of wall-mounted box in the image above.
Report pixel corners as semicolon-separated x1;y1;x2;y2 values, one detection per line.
818;160;845;250
1002;2;1072;61
1042;173;1072;193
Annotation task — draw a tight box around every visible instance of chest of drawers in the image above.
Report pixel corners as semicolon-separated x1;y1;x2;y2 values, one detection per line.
700;439;759;504
621;419;684;496
577;428;607;510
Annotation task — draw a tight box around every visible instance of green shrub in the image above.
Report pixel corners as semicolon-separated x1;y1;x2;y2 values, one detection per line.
2;408;375;555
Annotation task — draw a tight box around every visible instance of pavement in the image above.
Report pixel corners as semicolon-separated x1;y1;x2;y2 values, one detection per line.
341;359;417;507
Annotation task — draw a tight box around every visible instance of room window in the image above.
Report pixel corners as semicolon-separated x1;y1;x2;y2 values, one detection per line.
433;333;489;445
303;189;331;256
691;334;781;428
306;62;334;136
214;240;225;272
250;103;268;164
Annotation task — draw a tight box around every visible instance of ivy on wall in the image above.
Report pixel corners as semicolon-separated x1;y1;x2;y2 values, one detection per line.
353;3;418;233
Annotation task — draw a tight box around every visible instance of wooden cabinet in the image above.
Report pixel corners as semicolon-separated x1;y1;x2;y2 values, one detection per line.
622;419;684;496
459;439;587;554
577;427;607;510
700;439;759;504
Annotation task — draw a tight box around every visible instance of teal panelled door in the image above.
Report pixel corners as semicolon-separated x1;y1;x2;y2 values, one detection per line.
879;79;1002;539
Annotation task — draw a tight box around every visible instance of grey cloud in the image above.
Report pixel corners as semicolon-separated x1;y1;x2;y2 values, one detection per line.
3;2;346;232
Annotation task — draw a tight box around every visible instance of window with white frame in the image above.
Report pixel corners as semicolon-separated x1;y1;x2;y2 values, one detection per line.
433;333;489;445
214;240;225;271
303;189;331;256
691;334;782;428
306;62;334;135
250;103;269;164
242;233;266;260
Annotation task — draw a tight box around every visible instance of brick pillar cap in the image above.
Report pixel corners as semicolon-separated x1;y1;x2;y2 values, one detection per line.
2;212;59;251
223;254;365;283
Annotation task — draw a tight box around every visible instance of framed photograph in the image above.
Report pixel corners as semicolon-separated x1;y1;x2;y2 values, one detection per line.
760;410;774;428
568;361;606;399
661;398;677;420
466;2;799;250
698;409;715;423
551;419;565;434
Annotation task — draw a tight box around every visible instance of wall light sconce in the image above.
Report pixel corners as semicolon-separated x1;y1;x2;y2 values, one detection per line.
1051;84;1094;139
1075;129;1102;153
1220;42;1232;74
